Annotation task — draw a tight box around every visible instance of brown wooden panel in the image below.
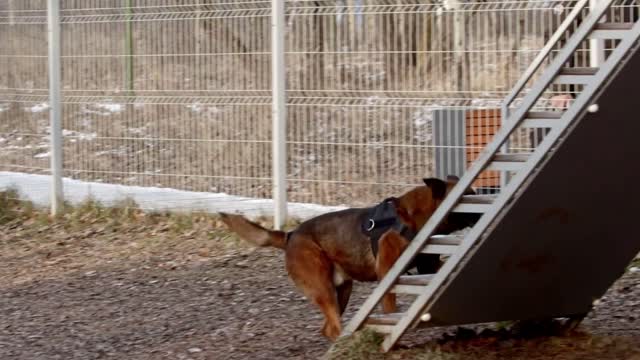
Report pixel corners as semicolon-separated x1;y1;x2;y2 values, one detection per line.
467;134;497;146
466;125;500;133
466;109;502;188
467;109;501;118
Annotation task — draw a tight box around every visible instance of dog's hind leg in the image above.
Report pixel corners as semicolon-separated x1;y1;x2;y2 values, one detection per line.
336;280;353;315
285;236;343;340
415;253;440;274
376;230;410;313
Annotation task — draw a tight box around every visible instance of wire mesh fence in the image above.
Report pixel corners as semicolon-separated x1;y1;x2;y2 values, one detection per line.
1;0;637;217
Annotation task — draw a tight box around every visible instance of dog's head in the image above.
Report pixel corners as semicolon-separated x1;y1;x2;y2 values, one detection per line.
393;176;475;230
445;175;476;196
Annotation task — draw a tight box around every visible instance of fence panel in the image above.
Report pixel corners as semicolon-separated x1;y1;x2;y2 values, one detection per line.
1;1;278;213
5;0;633;215
0;0;50;184
57;1;273;205
284;0;568;206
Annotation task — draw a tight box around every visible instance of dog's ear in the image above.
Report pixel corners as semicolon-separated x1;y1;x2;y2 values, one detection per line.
445;175;459;195
422;178;447;200
445;174;477;195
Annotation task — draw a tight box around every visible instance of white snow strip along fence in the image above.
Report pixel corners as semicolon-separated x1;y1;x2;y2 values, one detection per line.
0;172;346;220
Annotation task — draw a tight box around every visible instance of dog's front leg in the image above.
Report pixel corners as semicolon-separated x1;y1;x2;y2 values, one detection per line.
375;230;409;313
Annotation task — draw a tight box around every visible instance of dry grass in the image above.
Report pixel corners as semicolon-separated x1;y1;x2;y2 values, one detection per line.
326;324;640;360
0;190;256;285
0;188;311;287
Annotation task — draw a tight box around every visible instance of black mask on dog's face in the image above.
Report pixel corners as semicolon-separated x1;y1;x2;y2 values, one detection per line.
422;178;447;200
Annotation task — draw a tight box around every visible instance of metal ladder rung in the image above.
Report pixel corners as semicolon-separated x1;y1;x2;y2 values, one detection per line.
487;153;529;171
366;313;403;326
364;324;395;333
453;203;491;213
398;274;434;286
527;111;563;119
590;23;633;39
555;68;596;84
452;194;495;213
421;244;458;255
590;29;629;39
522;118;563;128
429;234;463;246
595;22;634;30
391;284;425;295
487;161;523;172
494;153;530;162
460;194;496;204
560;67;598;75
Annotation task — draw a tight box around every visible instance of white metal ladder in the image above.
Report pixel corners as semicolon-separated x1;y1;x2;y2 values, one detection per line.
342;0;640;352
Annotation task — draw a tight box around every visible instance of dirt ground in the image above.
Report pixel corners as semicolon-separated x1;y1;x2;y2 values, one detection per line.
1;197;639;360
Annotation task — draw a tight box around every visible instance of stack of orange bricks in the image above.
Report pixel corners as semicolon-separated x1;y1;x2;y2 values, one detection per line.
465;109;501;189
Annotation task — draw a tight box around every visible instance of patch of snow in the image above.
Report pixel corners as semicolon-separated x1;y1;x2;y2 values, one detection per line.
81;108;109;116
366;96;381;106
95;147;129;156
630;267;639;273
188;102;203;113
95;102;123;113
367;71;386;81
442;0;459;10
3;145;34;150
76;132;96;141
128;127;147;135
413;109;431;128
412;108;433;143
34;152;50;159
553;4;565;15
0;103;8;112
187;103;221;116
26;102;50;113
470;98;502;108
58;129;97;141
0;171;346;221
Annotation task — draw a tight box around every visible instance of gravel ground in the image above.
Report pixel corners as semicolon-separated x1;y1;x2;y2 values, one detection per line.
0;201;638;359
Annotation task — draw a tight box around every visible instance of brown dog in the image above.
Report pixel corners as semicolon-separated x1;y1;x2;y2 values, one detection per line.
219;177;475;340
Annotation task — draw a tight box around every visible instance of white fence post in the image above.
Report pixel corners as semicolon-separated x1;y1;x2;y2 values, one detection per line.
47;0;64;216
8;0;15;25
590;0;605;66
272;0;287;229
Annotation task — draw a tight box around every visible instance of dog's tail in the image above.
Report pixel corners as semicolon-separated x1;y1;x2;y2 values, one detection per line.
219;213;287;250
